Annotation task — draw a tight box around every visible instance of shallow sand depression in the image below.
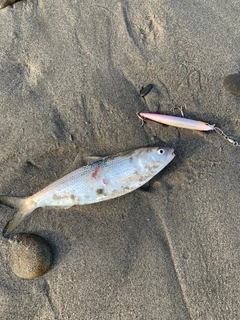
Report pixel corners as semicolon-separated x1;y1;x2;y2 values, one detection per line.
0;1;239;319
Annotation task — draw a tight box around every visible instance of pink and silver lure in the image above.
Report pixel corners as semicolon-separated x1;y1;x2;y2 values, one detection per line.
1;146;175;237
138;112;215;131
137;112;239;146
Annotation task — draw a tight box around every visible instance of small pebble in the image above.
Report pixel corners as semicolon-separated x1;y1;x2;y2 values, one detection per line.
140;84;153;97
9;233;53;279
223;73;240;97
0;0;21;9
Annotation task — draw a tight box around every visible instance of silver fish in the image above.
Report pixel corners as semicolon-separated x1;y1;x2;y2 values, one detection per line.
1;147;175;237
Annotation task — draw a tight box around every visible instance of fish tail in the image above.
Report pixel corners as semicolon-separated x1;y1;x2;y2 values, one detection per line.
0;196;36;238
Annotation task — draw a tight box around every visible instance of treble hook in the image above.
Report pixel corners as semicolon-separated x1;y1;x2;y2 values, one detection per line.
136;112;146;127
173;105;185;118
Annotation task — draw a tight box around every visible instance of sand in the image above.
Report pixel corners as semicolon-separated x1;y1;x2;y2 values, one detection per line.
0;0;239;319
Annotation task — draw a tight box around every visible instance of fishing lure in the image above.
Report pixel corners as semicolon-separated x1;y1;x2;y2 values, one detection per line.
1;146;175;237
138;112;214;131
137;110;239;146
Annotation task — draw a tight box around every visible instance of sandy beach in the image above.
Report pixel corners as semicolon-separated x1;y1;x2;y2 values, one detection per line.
0;0;239;319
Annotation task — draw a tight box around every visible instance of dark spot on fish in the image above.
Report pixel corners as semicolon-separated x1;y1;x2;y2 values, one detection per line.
70;194;75;200
129;156;133;163
140;84;153;97
52;194;69;200
140;181;150;191
223;73;240;97
96;188;104;195
0;0;21;9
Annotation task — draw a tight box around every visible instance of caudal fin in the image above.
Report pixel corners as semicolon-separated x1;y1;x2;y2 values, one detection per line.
0;196;36;238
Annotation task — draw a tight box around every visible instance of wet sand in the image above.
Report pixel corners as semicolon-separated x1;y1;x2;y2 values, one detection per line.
0;0;239;319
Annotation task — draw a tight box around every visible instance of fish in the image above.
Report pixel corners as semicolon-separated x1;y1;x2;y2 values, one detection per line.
138;112;215;131
1;146;175;237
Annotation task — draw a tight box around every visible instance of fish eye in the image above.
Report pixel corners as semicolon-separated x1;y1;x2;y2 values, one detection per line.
157;148;165;155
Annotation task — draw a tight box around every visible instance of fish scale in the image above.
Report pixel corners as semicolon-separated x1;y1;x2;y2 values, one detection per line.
1;146;175;237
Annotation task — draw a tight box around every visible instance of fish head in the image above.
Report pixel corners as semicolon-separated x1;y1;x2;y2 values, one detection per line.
150;147;175;163
135;147;175;174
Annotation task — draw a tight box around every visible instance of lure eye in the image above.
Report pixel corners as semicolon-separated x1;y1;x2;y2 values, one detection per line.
157;148;165;155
